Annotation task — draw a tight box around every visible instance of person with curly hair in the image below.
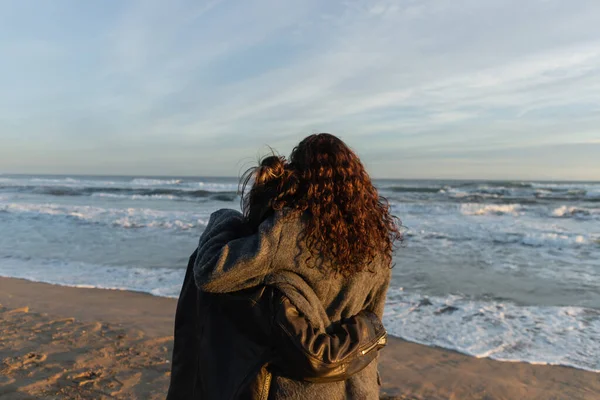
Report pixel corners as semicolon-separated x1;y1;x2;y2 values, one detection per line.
168;133;401;399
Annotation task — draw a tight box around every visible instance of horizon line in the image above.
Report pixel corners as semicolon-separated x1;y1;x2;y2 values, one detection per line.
1;172;598;184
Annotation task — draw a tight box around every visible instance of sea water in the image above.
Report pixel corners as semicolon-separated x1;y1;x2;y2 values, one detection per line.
0;175;598;372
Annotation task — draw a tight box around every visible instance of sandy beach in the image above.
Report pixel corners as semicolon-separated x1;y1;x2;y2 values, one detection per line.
1;277;598;400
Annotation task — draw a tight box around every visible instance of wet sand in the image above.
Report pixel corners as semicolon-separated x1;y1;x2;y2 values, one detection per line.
1;277;598;399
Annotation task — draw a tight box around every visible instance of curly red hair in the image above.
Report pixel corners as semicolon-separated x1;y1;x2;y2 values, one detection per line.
241;134;401;276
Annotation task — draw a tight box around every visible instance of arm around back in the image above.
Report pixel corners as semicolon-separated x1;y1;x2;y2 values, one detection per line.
194;210;283;294
217;285;387;383
269;293;387;383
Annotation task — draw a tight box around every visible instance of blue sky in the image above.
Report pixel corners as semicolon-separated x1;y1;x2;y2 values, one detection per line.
1;0;599;180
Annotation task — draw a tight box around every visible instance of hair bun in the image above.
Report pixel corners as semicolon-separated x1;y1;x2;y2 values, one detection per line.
259;155;286;179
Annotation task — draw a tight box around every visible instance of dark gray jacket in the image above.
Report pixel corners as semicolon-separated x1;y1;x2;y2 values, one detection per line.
194;209;392;400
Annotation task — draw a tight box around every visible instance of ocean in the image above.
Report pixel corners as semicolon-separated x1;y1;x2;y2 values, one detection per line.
0;174;598;372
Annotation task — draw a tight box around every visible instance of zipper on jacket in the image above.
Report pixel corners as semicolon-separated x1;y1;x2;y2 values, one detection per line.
232;355;271;400
360;334;387;356
260;371;272;400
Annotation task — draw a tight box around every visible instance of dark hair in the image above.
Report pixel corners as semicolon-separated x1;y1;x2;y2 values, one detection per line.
240;134;401;276
240;154;290;228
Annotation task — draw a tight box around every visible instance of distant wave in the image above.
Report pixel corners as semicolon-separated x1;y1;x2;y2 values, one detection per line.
551;205;595;218
0;185;238;201
91;193;179;201
379;181;600;203
469;181;534;189
130;178;183;186
2;176;599;204
536;193;600;203
410;227;596;249
392;200;599;221
0;176;239;192
1;202;210;232
461;204;522;216
453;196;541;205
387;186;443;193
519;232;590;248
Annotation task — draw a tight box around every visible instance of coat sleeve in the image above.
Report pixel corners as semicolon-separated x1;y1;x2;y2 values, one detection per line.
194;210;282;294
270;294;387;383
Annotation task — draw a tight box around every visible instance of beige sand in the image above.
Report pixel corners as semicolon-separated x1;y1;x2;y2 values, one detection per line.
1;277;598;399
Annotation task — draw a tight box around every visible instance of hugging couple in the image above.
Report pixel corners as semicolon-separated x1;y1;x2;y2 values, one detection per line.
167;134;401;400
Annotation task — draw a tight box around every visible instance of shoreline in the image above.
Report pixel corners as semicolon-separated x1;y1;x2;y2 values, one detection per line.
2;274;598;374
1;276;599;399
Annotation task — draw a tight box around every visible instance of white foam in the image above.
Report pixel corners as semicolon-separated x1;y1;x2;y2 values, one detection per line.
531;182;600;200
0;176;238;194
188;181;239;192
520;232;589;247
551;205;597;218
445;188;470;198
1;202;209;231
0;258;183;299
531;182;600;190
130;178;183;186
383;290;600;373
461;203;522;216
129;178;238;192
391;201;599;250
91;193;179;201
31;177;79;184
0;177;121;188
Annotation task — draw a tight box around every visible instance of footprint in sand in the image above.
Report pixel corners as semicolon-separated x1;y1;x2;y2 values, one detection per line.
23;352;48;365
1;352;48;374
72;370;103;387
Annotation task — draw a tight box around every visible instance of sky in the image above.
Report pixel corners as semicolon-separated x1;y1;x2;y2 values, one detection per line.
1;0;599;180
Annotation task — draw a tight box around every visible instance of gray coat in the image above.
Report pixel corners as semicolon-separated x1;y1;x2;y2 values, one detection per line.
194;209;391;400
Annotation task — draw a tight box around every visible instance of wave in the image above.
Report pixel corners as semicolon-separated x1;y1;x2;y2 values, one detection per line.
0;185;238;201
551;205;596;218
30;177;80;184
473;181;534;189
0;175;239;192
387;186;443;194
91;192;239;202
130;178;183;186
1;203;209;231
3;176;599;204
383;291;600;373
404;221;597;249
91;193;179;201
531;182;600;190
112;217;198;230
461;204;522;216
0;257;184;298
519;232;590;247
536;194;600;203
0;176;121;188
381;184;600;204
392;201;600;225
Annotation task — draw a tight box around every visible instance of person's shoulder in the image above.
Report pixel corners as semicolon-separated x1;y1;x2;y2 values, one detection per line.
206;208;246;233
209;208;243;223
